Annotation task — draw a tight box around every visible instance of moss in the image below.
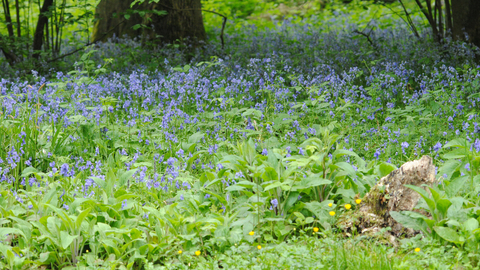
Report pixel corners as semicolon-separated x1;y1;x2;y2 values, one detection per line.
364;184;389;217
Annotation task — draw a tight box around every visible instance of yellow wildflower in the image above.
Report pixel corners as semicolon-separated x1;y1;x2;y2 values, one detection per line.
329;211;335;216
249;231;255;236
178;250;183;254
195;250;201;256
328;203;333;207
415;248;420;252
257;245;262;250
313;227;319;232
345;204;352;210
355;199;362;204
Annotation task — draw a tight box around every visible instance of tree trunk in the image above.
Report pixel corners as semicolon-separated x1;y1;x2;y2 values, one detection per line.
92;0;206;45
0;35;19;65
451;0;480;49
2;0;15;37
32;0;54;59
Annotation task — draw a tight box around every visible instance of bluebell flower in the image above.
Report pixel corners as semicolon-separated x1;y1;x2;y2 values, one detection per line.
271;198;278;209
60;163;70;176
433;142;442;152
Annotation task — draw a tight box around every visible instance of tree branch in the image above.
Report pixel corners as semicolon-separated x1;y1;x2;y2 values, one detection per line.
46;19;127;63
395;0;420;39
353;30;375;48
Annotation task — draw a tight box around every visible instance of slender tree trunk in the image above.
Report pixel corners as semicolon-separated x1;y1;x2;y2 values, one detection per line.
444;0;453;35
33;0;54;59
451;0;480;49
15;0;20;37
2;0;15;37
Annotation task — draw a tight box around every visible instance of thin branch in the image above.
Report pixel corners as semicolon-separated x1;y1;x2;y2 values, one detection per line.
395;0;420;39
353;29;375;48
46;19;126;63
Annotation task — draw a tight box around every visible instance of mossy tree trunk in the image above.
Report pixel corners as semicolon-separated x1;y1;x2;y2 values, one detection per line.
92;0;206;45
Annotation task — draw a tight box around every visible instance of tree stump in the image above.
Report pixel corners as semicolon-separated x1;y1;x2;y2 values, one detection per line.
337;155;436;239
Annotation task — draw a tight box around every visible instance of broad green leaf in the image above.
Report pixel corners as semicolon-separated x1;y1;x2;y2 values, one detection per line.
443;138;468;149
442;148;467;159
188;132;205;144
390;211;425;231
433;226;464;245
334;162;357;177
435;198;452;218
0;228;26;239
118;169;139;187
262;166;278;182
293;177;331;190
75;207;92;231
404;185;435;212
463;218;479;232
445;175;468;197
304;200;333;219
20;166;39;177
293;212;305;220
60;231;78;250
378;162;397;177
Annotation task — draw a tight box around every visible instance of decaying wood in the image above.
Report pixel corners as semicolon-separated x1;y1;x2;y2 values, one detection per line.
338;155;436;239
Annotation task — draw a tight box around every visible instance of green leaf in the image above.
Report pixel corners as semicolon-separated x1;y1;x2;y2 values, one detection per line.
443;138;468;149
262;166;278;182
463;218;479;232
435;198;452;218
89;176;106;189
404;185;435;213
390;211;425;232
0;228;26;239
75;207;92;231
294;177;331;190
118;169;139;187
188;132;204;144
334;162;357;177
304;200;333;219
20;166;39;178
293;212;305;220
60;231;78;250
445;175;468;197
378;162;397;177
132;24;142;30
433;226;464;245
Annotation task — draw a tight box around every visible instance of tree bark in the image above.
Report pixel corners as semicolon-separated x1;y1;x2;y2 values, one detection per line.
451;0;480;49
92;0;206;45
32;0;54;59
0;35;19;65
2;0;15;37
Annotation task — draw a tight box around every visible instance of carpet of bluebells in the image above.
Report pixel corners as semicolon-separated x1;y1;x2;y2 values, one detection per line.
1;11;480;269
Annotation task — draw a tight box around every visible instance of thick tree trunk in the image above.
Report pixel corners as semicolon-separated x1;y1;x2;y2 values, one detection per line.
451;0;480;49
0;35;19;65
32;0;54;59
92;0;206;45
